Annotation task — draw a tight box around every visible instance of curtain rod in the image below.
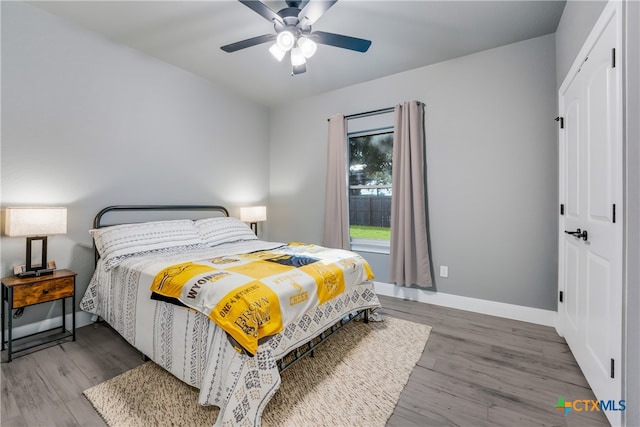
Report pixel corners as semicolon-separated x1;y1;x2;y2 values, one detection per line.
345;107;395;120
327;101;424;121
327;106;394;122
327;102;424;121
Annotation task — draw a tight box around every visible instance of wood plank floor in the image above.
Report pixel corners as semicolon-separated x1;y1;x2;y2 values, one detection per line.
1;295;610;426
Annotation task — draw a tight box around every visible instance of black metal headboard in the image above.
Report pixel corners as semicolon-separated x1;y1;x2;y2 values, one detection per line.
93;205;230;264
93;205;229;229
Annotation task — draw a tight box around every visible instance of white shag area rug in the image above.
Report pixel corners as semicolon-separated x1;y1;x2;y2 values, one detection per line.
84;316;431;427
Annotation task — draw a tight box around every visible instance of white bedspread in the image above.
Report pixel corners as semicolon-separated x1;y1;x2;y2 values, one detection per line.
80;240;381;426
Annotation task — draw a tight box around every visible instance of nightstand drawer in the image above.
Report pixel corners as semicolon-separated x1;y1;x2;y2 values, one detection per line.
12;276;74;308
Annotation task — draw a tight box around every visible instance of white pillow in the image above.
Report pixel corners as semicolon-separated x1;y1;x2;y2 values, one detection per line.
91;219;204;270
195;217;258;247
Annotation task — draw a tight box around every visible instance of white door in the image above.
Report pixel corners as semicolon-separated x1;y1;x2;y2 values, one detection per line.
558;3;623;426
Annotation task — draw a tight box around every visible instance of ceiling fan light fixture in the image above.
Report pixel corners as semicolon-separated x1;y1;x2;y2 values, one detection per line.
276;30;296;51
269;43;286;61
290;47;306;66
221;0;372;76
298;36;317;58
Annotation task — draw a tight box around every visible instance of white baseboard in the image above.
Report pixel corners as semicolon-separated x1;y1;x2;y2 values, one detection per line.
4;311;94;341
374;281;557;327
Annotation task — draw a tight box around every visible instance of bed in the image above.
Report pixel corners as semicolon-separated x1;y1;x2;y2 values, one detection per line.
80;205;381;426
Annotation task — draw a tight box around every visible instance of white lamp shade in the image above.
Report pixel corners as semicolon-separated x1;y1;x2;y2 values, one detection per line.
290;47;306;66
269;43;286;62
276;30;295;51
298;37;317;58
4;207;67;236
240;206;267;223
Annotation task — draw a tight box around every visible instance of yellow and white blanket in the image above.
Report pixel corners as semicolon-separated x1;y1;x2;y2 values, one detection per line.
150;243;374;355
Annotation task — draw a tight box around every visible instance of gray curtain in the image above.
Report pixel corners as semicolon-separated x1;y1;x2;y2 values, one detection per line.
390;101;433;288
322;114;350;249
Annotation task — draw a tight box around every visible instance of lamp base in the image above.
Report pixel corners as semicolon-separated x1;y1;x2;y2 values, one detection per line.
15;269;54;278
13;261;57;278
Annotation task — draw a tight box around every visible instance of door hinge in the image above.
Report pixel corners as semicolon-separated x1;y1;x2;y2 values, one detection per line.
559;291;564;303
611;358;615;378
555;116;564;129
560;204;565;215
612;48;616;68
613;204;616;223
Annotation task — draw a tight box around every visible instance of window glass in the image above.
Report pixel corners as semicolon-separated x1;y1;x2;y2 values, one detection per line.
348;129;393;245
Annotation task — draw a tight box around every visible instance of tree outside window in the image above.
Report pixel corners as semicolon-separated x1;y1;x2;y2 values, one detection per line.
348;129;393;242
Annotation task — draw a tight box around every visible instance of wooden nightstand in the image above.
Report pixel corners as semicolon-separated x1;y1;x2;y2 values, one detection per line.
1;269;76;362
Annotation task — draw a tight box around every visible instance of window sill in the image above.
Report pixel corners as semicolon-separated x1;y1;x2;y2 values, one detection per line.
350;239;390;255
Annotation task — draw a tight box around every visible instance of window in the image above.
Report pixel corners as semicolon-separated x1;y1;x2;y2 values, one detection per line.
348;128;393;253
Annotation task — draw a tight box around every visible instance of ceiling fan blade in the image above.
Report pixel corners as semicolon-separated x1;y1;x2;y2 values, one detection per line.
292;63;307;75
298;0;338;26
221;34;277;52
238;0;284;25
311;31;371;53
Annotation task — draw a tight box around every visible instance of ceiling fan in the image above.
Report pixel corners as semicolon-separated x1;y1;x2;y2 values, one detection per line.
221;0;372;75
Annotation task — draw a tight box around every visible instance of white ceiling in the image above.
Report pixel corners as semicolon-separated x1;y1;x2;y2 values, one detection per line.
30;0;566;107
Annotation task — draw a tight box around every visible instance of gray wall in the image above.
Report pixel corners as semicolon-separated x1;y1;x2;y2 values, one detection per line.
0;2;270;329
623;1;640;425
269;34;558;310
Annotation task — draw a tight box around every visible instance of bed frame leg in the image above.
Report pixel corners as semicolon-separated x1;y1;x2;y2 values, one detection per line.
364;309;369;324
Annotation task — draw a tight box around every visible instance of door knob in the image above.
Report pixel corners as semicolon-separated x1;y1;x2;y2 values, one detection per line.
564;228;588;241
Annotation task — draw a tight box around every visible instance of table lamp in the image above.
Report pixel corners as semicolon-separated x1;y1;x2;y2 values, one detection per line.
240;206;267;235
4;207;67;277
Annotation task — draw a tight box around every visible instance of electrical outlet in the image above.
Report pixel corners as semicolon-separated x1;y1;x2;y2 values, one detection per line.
439;265;449;278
